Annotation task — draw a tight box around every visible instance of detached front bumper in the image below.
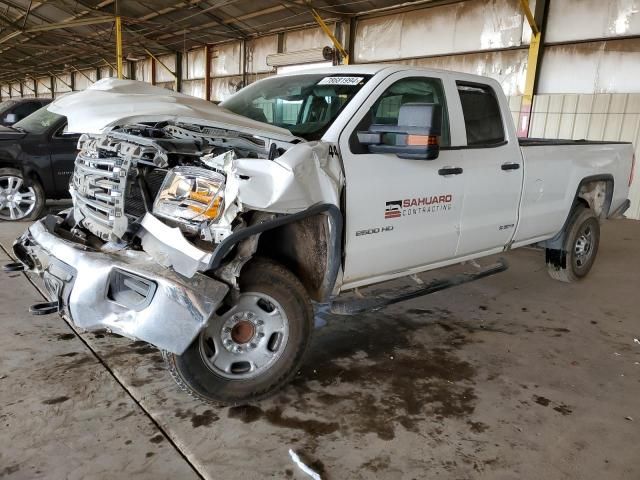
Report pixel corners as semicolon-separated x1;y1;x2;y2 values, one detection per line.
12;216;228;354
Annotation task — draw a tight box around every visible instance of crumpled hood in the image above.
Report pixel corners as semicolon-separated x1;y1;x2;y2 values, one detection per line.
47;78;297;142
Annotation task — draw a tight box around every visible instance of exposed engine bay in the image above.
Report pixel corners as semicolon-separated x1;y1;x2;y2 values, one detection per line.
68;119;342;279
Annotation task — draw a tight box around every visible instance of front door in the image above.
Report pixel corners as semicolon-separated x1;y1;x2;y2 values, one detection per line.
339;72;465;287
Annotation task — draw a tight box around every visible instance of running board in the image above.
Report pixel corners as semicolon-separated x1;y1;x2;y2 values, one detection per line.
330;259;508;316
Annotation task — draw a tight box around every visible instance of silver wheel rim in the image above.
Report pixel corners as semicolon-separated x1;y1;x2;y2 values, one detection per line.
198;292;290;380
574;223;594;269
0;175;37;220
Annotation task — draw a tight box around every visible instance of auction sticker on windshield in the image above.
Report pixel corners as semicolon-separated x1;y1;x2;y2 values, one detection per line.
317;76;364;85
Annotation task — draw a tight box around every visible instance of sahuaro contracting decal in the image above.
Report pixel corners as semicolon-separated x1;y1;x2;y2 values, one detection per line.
385;195;453;219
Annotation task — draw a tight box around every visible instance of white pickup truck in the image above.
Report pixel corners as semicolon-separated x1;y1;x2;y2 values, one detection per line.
7;65;634;404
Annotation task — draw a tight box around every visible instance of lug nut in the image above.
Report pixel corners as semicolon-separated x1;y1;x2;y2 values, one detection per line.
249;343;257;349
257;320;264;326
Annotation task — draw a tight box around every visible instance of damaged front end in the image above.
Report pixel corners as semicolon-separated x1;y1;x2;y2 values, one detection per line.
12;115;342;354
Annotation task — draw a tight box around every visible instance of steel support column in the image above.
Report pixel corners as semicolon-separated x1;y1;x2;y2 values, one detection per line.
115;15;124;79
175;51;182;93
518;0;549;137
310;8;349;64
205;44;211;101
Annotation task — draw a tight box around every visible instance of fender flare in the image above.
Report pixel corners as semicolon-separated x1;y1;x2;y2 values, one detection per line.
544;174;613;250
207;203;343;301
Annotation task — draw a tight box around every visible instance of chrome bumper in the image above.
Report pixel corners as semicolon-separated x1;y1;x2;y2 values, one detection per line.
13;217;228;354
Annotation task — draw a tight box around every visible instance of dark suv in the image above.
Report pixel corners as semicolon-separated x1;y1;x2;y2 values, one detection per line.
0;98;52;127
0;105;78;221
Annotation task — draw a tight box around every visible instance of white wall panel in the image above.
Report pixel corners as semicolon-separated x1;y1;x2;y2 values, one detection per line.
182;79;205;98
36;77;52;97
135;58;152;83
184;48;205;79
247;35;277;73
156;54;176;83
391;48;528;96
22;78;36;97
212;42;242;76
211;76;243;102
538;40;640;94
355;0;526;62
546;0;640;43
284;26;332;52
99;66;113;79
54;74;71;94
73;69;96;91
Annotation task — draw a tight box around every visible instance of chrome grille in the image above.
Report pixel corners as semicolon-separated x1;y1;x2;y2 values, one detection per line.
71;147;131;242
72;133;170;242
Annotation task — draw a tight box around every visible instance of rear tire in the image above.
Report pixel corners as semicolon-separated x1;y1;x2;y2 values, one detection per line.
163;258;314;405
547;205;600;283
0;168;45;221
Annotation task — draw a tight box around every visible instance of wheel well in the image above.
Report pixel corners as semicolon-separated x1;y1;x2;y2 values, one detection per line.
254;214;330;302
576;179;612;219
543;176;612;253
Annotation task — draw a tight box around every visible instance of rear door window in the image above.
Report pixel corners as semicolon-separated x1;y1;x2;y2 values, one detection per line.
456;82;505;146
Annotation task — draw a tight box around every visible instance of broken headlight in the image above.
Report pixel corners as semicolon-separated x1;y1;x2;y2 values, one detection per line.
153;166;225;232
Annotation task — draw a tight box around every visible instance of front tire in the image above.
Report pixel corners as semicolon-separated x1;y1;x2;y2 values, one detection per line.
0;168;45;221
163;258;314;405
547;205;600;283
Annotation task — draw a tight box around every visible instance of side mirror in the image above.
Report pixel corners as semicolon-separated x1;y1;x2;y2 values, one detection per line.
4;113;17;125
357;103;442;160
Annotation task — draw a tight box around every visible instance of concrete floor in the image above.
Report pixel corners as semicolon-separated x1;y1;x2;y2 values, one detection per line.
1;213;639;480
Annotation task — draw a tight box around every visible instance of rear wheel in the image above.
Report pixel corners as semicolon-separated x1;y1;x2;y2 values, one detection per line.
163;258;313;405
547;205;600;283
0;168;45;221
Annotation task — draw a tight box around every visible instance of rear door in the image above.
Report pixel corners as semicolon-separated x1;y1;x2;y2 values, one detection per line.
338;71;466;287
452;81;523;256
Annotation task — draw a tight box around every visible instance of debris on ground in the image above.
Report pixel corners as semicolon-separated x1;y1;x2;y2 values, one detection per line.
625;416;633;421
289;449;322;480
633;338;640;345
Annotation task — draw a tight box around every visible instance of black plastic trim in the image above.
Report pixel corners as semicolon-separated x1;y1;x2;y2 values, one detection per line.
543;174;614;250
207;203;343;301
520;138;632;147
441;140;509;151
608;198;630;219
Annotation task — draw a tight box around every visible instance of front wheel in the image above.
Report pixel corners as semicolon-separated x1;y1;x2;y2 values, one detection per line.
163;258;314;405
547;205;600;283
0;168;45;221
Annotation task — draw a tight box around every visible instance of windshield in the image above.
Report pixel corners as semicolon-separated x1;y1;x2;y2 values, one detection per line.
221;74;371;141
13;105;63;134
0;100;18;115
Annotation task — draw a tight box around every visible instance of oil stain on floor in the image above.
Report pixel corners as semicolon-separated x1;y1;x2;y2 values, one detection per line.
225;307;479;443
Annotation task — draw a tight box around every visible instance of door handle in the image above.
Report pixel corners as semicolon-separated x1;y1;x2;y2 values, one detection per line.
501;162;520;171
438;167;463;176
